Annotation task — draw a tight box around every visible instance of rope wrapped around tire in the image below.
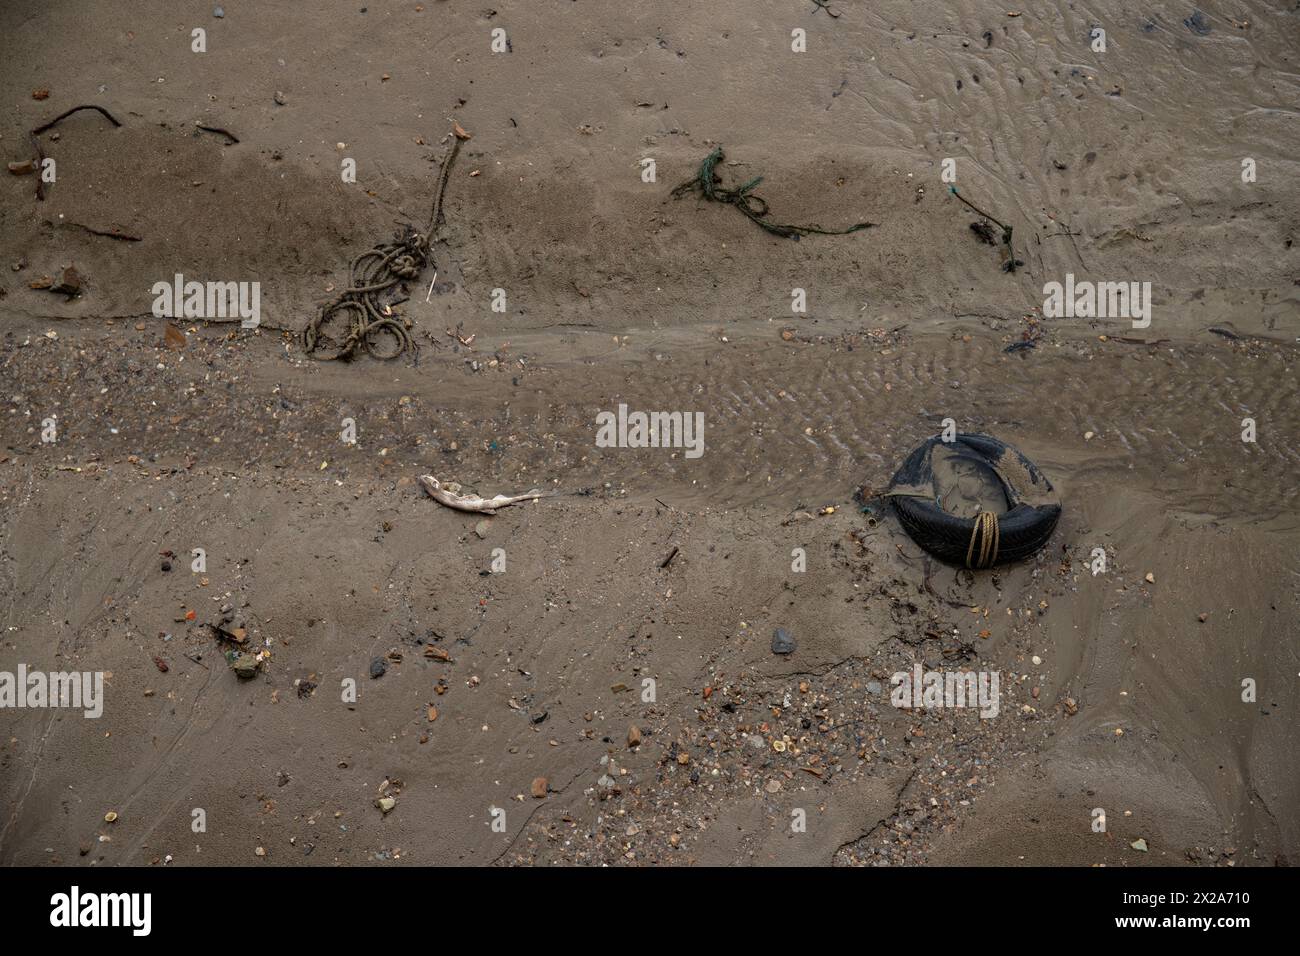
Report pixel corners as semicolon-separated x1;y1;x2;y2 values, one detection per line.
885;433;1061;568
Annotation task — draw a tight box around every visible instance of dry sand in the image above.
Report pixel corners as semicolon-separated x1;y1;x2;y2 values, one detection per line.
0;1;1297;866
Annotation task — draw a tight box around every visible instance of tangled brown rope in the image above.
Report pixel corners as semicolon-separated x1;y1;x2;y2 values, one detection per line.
965;510;1000;569
304;132;465;361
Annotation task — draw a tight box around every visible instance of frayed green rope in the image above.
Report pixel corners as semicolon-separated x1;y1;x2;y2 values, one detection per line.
672;146;875;240
949;185;1023;272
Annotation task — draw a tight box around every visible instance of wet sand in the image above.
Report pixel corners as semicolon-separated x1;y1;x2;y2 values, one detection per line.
1;1;1297;866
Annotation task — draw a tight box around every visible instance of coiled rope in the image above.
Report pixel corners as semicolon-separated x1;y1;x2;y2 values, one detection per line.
965;510;1000;569
304;132;465;361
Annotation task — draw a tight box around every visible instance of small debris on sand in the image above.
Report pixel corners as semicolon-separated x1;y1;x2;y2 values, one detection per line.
771;627;796;655
231;654;261;679
48;265;83;299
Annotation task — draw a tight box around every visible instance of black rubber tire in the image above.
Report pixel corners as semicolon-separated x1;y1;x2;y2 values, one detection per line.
888;434;1060;567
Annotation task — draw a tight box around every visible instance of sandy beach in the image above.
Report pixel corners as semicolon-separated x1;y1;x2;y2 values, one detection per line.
1;0;1297;867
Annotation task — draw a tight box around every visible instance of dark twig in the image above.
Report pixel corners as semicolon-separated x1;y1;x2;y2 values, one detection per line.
31;104;122;137
29;104;123;201
60;222;142;242
194;123;240;144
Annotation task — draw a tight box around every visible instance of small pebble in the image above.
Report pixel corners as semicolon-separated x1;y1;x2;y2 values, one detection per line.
213;6;224;17
771;627;796;655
